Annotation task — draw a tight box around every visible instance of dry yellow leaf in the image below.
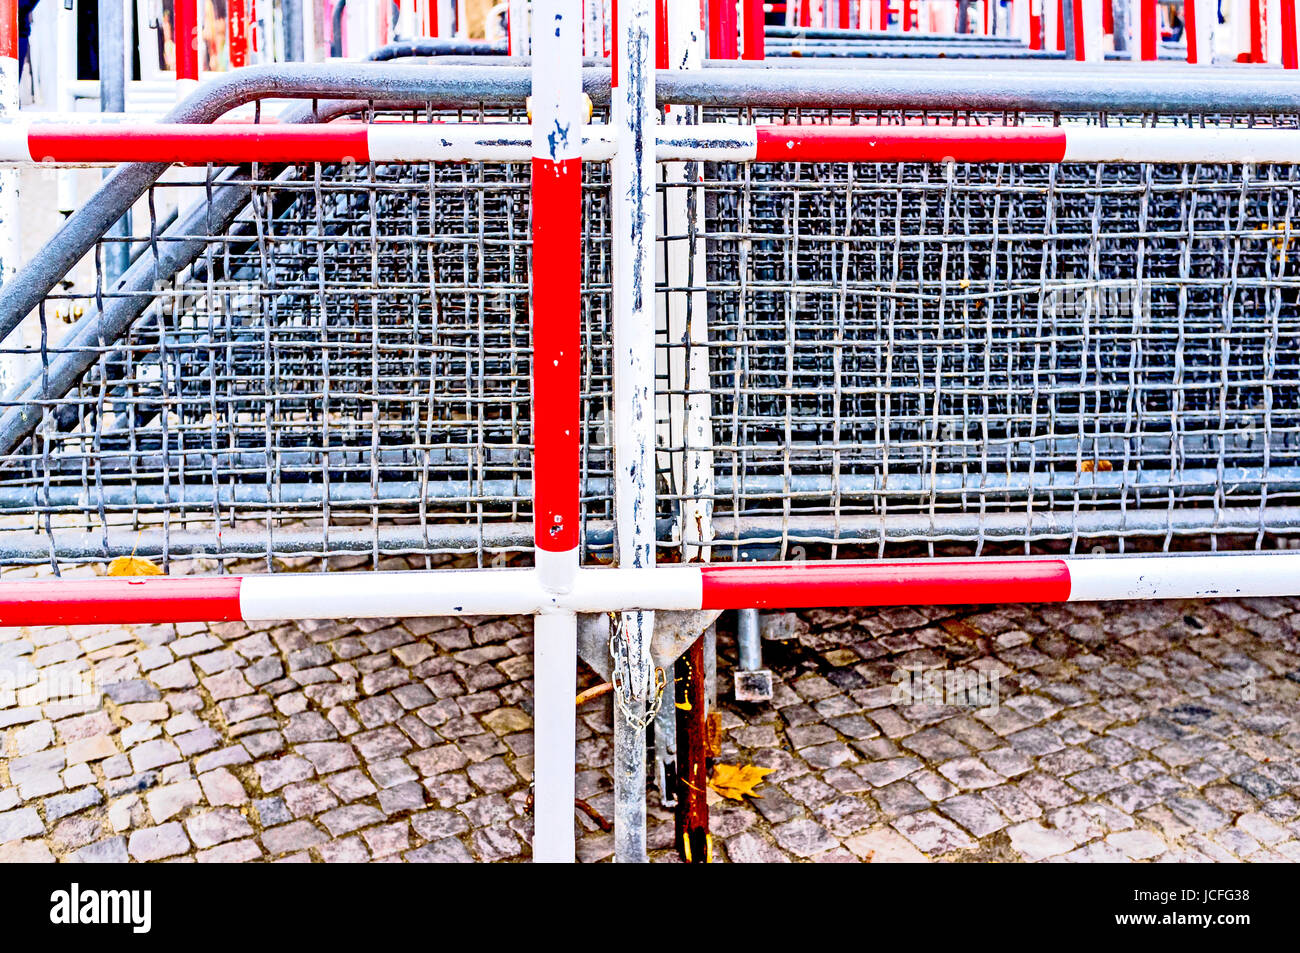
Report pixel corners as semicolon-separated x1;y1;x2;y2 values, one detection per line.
709;763;774;802
107;555;164;577
1079;460;1113;473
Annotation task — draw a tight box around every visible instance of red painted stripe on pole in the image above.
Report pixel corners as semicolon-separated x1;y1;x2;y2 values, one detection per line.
1251;0;1263;62
1140;0;1156;59
611;0;618;85
0;0;15;60
754;125;1068;164
700;561;1072;610
1071;0;1086;59
229;0;249;68
1283;0;1299;69
25;125;372;164
530;157;581;554
175;0;200;80
1185;0;1199;63
0;577;243;626
656;0;670;67
800;0;811;27
743;0;765;59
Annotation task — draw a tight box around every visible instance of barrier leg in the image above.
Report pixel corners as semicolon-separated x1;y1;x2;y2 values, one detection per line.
675;632;710;863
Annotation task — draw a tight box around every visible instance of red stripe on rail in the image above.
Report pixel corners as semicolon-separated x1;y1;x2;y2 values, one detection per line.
754;125;1069;164
531;156;581;554
0;577;243;627
25;125;373;165
699;560;1073;610
0;0;16;61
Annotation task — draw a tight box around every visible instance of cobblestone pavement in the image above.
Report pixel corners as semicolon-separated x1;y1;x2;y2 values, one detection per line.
2;570;1299;862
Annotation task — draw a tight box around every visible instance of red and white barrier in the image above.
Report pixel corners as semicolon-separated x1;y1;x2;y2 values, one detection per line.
529;0;582;865
5;554;1300;626
11;121;1300;166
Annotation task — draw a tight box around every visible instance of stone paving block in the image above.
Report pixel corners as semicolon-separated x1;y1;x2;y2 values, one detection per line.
892;811;976;854
128;823;191;861
0;807;44;844
68;836;130;864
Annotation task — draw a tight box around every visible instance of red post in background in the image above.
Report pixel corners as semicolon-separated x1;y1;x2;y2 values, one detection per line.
1250;0;1263;62
800;0;811;26
175;0;200;79
709;0;738;56
1283;0;1298;68
656;0;670;65
743;0;765;57
0;0;15;61
229;0;248;68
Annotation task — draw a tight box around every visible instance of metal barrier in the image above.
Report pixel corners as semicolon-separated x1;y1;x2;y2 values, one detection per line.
6;5;1300;862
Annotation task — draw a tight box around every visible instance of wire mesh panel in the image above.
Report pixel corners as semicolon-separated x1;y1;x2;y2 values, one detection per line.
653;108;1300;560
5;102;1300;573
0;109;615;572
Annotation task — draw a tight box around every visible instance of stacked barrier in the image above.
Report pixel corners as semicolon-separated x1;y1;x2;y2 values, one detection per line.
5;0;1300;863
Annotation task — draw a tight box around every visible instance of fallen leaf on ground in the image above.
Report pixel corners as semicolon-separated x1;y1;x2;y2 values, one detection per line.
709;763;774;801
107;555;164;577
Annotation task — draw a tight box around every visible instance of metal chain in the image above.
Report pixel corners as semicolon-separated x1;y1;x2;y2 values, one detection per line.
607;612;666;733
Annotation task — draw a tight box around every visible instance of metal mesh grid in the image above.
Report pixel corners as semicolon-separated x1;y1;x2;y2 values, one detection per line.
3;103;1300;571
653;108;1300;559
0;106;615;572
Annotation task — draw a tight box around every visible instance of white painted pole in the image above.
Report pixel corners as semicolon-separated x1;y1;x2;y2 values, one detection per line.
56;0;78;213
509;0;528;52
529;0;581;864
0;0;18;396
612;0;655;865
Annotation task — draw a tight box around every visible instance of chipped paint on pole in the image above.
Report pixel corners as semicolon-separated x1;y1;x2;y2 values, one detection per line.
530;0;581;864
612;0;655;864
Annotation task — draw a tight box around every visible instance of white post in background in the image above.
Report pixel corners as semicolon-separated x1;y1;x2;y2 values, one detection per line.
1071;0;1103;57
509;0;528;52
1012;0;1030;41
1268;0;1284;61
1186;0;1216;61
612;0;656;865
529;0;581;864
302;0;318;58
0;0;22;394
54;0;77;212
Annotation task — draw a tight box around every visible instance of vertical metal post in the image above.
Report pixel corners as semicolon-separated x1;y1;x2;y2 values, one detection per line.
56;0;77;213
1130;0;1156;57
284;0;305;59
742;0;763;56
737;609;761;672
0;0;16;395
97;0;131;283
509;0;527;53
612;0;655;865
530;0;582;864
674;633;710;863
1186;0;1215;62
1112;0;1128;51
175;0;199;82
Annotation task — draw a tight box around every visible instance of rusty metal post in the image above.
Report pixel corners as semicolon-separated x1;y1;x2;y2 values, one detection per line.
611;0;656;865
675;633;710;862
